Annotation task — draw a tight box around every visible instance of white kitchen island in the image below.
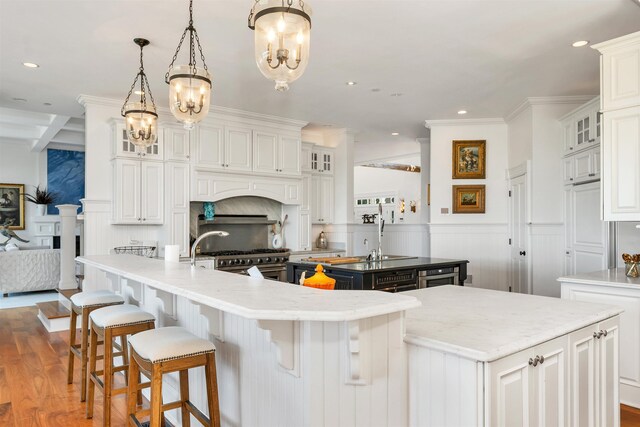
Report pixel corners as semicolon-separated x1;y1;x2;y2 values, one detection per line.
77;254;421;427
404;286;623;427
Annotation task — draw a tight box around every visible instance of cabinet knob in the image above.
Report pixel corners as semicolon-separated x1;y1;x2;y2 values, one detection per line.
569;178;574;181
588;173;595;177
519;251;526;256
566;251;570;255
138;218;141;221
602;329;608;337
142;218;146;221
539;355;545;364
593;331;604;339
588;139;595;143
529;355;540;367
569;147;573;150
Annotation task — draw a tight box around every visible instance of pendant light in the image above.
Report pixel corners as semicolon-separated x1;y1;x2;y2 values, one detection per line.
121;38;158;147
248;0;312;91
166;0;212;130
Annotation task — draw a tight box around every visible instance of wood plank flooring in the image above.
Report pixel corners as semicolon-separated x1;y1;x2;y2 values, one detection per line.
1;305;640;426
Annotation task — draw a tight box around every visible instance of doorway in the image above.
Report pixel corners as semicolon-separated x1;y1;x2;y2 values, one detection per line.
509;167;529;294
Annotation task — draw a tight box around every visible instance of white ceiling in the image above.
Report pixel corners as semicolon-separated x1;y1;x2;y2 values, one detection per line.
1;0;639;146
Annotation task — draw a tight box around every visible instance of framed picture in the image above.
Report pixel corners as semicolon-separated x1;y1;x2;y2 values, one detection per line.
0;183;25;229
452;185;485;214
452;140;486;179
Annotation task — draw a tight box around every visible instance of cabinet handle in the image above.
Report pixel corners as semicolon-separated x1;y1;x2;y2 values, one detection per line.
588;173;595;177
519;251;526;256
588;139;595;143
539;355;545;364
593;331;603;339
602;329;608;337
529;355;540;367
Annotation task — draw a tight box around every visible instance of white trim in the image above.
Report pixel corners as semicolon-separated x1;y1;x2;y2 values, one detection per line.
506;162;528;180
425;118;505;128
354;152;421;165
505;96;596;122
80;198;111;213
592;30;640;52
427;223;509;234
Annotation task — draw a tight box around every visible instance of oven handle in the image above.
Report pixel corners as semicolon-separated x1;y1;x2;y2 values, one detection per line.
422;272;457;280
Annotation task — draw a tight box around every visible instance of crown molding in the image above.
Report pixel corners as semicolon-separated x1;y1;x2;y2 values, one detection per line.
505;95;597;122
424;118;505;128
77;95;308;129
592;30;640;52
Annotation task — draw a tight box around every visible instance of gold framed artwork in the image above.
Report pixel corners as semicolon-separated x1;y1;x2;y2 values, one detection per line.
452;185;485;214
452;140;486;179
0;183;25;230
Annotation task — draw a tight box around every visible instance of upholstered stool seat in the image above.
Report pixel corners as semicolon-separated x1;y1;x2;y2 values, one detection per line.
127;327;220;427
67;289;125;402
87;304;155;426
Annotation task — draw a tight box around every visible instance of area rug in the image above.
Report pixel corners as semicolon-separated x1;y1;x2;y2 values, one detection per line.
0;290;58;309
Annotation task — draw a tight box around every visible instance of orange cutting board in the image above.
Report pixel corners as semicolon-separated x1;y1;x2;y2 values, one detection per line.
305;257;361;264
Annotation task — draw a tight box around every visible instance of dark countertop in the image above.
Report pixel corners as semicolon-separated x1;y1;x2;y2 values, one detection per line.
287;257;469;272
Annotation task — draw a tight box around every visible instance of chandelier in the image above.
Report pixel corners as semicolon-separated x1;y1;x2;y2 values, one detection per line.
248;0;312;91
121;38;158;147
166;0;212;129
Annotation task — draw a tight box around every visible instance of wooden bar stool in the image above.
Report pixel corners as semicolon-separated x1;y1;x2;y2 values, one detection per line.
68;290;125;402
127;326;221;427
86;304;155;426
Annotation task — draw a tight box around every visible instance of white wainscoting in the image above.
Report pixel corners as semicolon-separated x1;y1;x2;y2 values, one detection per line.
407;344;482;427
530;223;565;298
322;224;429;257
429;223;509;291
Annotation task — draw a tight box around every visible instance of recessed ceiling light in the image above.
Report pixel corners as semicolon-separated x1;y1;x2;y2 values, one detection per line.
390;93;403;97
12;97;27;102
391;132;399;136
572;40;589;47
23;62;39;68
346;81;357;86
458;110;467;115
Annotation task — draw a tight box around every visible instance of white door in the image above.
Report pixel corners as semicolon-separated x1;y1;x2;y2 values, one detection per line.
299;212;311;251
114;159;141;223
279;136;301;175
509;174;529;294
488;347;533;427
596;317;619;427
569;324;597;427
532;336;569;427
253;131;279;174
166;163;190;256
572;182;608;274
165;127;190;162
140;162;164;224
225;126;252;171
194;124;224;169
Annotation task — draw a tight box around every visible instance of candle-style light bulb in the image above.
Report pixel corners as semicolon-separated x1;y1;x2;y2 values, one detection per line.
277;17;286;33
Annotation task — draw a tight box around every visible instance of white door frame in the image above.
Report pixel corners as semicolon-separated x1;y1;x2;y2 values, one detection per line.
507;161;532;294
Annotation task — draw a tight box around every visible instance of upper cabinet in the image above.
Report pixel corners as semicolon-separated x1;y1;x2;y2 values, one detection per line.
561;98;600;156
301;142;314;172
111;119;163;160
164;126;190;162
594;31;640;221
252;131;301;176
310;146;334;175
192;123;251;172
112;158;164;225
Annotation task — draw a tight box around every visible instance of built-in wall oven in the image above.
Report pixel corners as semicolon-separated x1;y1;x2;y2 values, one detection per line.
418;266;459;288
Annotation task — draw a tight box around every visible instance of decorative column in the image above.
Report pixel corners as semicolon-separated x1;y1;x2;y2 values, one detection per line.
57;204;80;290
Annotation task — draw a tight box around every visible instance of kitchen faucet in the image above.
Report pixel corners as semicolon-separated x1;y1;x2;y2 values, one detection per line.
190;231;230;267
376;203;385;261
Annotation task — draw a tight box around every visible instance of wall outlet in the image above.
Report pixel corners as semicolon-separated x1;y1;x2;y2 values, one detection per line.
441;207;449;214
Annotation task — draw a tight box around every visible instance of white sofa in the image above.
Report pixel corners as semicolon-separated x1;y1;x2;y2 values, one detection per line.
0;248;60;297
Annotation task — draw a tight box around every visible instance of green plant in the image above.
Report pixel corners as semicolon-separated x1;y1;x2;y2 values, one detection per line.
24;185;57;205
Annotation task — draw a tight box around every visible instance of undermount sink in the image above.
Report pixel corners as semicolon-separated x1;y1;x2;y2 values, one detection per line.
354;255;417;263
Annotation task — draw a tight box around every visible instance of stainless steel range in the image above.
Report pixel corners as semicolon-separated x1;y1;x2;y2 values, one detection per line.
201;248;290;281
194;214;289;281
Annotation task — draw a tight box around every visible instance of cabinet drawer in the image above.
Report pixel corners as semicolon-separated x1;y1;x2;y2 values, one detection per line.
372;270;417;290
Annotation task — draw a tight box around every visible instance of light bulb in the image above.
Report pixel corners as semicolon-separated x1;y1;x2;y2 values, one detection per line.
267;30;276;42
277;17;285;33
291;49;297;61
296;31;304;44
200;85;206;94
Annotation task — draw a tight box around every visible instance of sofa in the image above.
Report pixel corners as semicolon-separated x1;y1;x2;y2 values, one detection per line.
0;248;60;297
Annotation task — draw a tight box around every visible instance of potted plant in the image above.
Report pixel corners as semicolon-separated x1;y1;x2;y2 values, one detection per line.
24;185;57;216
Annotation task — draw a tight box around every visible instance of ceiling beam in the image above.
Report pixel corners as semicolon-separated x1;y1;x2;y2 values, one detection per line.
30;115;70;152
49;129;84;146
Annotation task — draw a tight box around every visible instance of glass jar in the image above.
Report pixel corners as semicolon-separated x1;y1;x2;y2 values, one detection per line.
625;262;639;278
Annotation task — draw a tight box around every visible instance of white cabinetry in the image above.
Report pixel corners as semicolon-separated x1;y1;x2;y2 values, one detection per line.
164;126;190;162
568;317;619;427
488;335;568;427
112;159;163;225
311;175;334;224
562;98;601;156
311;147;334;174
165;162;190;256
110;120;163;160
298;174;312;250
594;31;640;221
301;142;313;172
193;124;252;172
252;131;301;176
562;278;640;409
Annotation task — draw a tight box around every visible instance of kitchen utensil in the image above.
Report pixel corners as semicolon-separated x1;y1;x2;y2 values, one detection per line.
280;214;288;247
316;231;328;249
272;233;283;249
622;253;640;278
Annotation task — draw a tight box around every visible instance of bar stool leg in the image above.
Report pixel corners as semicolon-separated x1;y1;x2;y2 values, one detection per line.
179;369;191;427
127;349;140;424
205;352;221;427
121;336;129;387
103;328;114;427
87;325;98;418
150;364;163;427
80;307;90;402
67;308;78;385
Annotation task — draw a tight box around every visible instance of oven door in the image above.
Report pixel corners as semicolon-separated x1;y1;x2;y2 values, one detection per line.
418;267;458;288
223;266;287;282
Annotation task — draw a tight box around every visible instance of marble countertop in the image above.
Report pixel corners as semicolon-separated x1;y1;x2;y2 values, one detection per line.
288;257;468;272
403;286;623;362
558;268;640;289
77;255;421;322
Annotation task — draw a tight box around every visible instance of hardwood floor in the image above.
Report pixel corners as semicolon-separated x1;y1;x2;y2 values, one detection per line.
1;305;640;426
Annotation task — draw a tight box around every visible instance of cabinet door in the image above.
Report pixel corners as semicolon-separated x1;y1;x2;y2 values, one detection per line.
310;176;320;222
600;41;640;111
321;150;333;174
299;211;311;251
253;131;279;175
301;174;311;211
569;325;597;427
166;163;190;256
279;136;301;175
194;124;224;169
573;151;592;183
488;347;534;427
532;336;569;427
596;316;620;427
575;110;592;150
113;159;141;223
564;119;576;155
225;126;252;171
319;176;334;224
602;107;640;221
571;182;608;273
564;158;575;185
165;127;190;162
301;143;313;172
113;122;143;159
591;149;601;179
140;162;164;224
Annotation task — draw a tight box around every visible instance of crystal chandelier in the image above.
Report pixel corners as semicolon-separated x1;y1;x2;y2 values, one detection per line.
166;0;212;129
121;38;158;147
248;0;312;91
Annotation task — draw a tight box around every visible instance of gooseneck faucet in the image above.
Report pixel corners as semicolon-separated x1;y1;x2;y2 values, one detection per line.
190;231;230;267
377;203;385;260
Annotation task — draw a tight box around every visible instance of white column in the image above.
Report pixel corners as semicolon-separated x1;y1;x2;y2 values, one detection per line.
57;204;80;290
